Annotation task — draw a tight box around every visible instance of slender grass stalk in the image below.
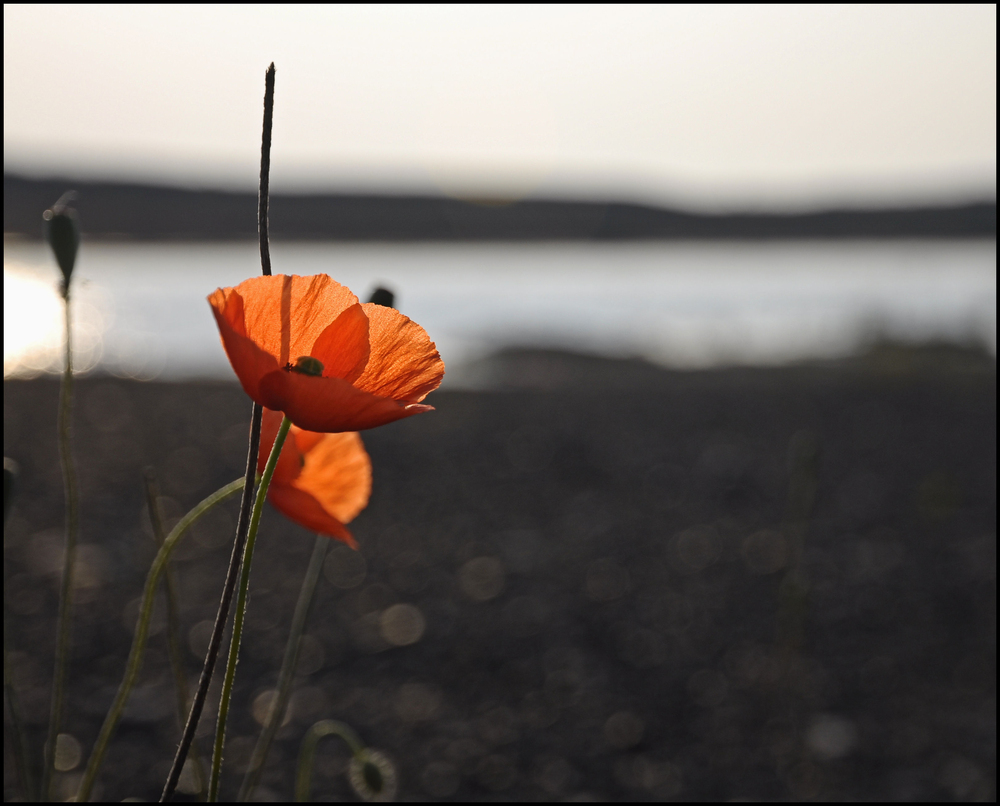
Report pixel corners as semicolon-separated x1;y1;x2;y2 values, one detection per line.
41;289;80;801
295;720;364;803
143;469;208;799
75;478;245;802
258;62;275;277
238;534;329;801
161;62;275;803
208;416;292;801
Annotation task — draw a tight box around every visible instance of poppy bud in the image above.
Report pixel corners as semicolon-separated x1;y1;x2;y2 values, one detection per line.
43;197;80;294
347;749;397;802
367;286;395;309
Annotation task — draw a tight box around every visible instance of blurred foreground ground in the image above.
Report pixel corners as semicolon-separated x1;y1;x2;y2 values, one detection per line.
3;346;996;802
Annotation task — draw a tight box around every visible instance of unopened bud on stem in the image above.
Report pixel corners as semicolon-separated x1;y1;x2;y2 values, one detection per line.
43;193;80;296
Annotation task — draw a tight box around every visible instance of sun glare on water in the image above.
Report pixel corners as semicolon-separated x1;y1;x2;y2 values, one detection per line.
3;262;105;378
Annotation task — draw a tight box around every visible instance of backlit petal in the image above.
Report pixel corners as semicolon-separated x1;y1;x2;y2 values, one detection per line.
259;369;434;433
220;275;360;368
210;287;282;403
267;484;357;547
309;303;370;382
353;303;445;403
258;408;309;484
293;431;372;524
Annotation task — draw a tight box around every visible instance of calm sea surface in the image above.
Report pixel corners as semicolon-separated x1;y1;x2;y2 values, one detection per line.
4;240;996;385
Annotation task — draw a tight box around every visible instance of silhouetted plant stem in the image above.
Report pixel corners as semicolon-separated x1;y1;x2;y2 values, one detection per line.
161;61;275;803
238;534;329;801
76;478;245;802
259;62;275;277
160;406;263;802
41;290;80;802
295;721;365;802
208;416;291;801
143;469;208;799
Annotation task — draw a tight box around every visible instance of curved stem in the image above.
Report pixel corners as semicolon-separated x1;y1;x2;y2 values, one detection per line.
238;534;329;801
42;293;79;801
144;469;208;799
295;720;365;803
208;416;291;802
75;478;245;802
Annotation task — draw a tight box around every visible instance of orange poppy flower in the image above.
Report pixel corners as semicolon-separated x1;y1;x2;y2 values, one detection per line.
210;274;444;432
258;408;371;547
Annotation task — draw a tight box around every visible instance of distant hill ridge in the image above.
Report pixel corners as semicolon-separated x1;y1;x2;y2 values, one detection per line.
4;174;995;241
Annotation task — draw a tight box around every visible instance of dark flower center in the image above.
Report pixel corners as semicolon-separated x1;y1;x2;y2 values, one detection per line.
288;356;324;377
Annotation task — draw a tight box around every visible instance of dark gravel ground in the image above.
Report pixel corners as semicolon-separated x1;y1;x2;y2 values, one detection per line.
3;347;996;802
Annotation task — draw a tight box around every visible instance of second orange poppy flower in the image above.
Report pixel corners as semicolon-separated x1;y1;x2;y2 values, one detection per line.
210;274;444;433
258;408;371;547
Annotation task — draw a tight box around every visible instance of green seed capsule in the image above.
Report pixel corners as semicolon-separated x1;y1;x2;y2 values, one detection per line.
289;356;324;376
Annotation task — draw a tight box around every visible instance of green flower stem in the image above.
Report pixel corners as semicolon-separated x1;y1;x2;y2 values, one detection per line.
238;534;330;802
75;478;245;803
41;292;80;801
295;720;365;802
143;470;208;799
208;415;291;802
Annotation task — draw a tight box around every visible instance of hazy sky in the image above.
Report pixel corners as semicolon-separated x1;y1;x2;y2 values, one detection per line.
4;5;996;208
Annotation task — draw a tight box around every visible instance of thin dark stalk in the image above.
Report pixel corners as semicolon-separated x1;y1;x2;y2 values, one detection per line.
41;292;80;801
238;535;329;801
208;416;292;801
259;62;275;277
161;62;275;803
159;406;261;802
144;470;207;799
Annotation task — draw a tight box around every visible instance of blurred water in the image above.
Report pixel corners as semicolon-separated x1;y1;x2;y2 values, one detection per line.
3;239;995;385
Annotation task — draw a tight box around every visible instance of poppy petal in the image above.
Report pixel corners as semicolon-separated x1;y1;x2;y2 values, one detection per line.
217;275;360;368
267;484;357;548
309;302;370;382
210;287;282;403
211;275;442;434
258;408;304;483
291;427;325;456
293;431;372;524
259;369;434;433
353;303;445;403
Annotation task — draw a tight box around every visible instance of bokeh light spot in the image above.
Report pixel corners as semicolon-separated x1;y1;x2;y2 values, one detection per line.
459;556;505;601
251;689;291;727
380;603;426;646
325;545;368;589
54;733;82;772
